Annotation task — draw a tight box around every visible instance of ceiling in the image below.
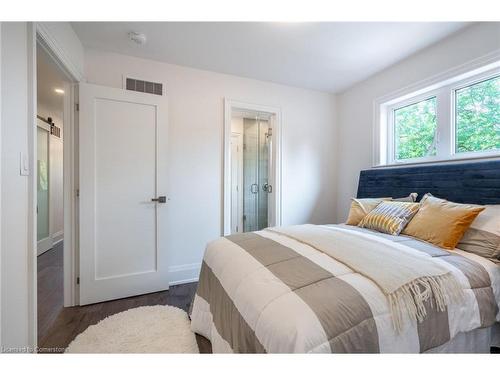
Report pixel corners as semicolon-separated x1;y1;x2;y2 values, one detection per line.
72;22;470;93
37;45;67;126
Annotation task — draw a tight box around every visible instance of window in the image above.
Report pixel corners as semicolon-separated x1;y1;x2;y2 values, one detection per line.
394;97;437;161
377;62;500;166
455;75;500;154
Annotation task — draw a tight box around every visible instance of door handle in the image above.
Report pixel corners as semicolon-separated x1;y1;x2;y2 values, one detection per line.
263;183;272;193
151;196;167;203
250;184;258;194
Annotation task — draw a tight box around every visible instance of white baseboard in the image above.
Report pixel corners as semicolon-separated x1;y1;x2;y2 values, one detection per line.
52;230;64;245
168;262;201;286
37;237;53;256
37;231;64;256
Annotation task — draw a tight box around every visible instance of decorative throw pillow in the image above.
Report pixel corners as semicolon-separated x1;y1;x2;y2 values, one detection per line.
345;198;390;226
402;194;485;250
457;205;500;262
358;201;420;235
393;192;418;202
345;193;418;226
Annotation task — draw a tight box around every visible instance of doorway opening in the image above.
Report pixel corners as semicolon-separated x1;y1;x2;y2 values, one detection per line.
36;41;71;346
231;111;272;233
223;100;282;235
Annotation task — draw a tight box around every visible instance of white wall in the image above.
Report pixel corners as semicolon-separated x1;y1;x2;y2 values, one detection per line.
37;100;63;128
335;23;500;222
1;22;32;349
84;49;338;283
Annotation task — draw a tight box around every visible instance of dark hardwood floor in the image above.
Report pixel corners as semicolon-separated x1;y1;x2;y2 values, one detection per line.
37;244;211;353
37;242;64;344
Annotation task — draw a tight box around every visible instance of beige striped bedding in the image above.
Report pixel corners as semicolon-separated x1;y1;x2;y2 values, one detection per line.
190;224;500;353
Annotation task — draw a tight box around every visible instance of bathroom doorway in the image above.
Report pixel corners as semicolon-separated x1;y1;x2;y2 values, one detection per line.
223;100;281;235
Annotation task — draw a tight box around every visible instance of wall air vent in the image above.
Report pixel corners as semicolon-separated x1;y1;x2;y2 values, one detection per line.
126;77;163;96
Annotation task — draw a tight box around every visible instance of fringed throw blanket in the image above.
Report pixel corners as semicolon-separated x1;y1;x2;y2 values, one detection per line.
190;224;500;353
268;225;464;332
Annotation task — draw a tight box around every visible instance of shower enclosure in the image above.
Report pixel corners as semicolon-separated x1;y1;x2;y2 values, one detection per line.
242;117;271;232
225;101;280;236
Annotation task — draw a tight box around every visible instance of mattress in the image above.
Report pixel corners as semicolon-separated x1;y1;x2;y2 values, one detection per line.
190;224;500;353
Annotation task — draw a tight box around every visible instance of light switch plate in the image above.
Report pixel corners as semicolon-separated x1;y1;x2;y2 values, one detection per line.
20;152;30;176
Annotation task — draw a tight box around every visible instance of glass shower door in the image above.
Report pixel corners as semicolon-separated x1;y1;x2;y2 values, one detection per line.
243;117;270;232
257;119;270;229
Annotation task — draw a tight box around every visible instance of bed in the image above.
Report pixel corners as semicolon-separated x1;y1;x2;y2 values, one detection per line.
190;160;500;353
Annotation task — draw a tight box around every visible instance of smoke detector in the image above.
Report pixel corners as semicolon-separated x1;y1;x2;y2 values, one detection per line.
128;31;147;45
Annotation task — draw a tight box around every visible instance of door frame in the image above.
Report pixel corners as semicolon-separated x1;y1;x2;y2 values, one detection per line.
27;23;83;347
230;132;243;233
223;99;282;235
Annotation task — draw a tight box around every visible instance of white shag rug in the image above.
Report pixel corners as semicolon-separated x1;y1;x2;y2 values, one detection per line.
65;305;199;353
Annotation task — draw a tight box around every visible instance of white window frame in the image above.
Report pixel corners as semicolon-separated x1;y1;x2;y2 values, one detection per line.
374;52;500;167
451;72;500;159
387;92;440;165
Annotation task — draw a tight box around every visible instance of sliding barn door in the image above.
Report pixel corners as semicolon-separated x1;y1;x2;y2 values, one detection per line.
79;83;169;305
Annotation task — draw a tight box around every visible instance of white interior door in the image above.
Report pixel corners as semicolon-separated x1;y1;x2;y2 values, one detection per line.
79;83;169;305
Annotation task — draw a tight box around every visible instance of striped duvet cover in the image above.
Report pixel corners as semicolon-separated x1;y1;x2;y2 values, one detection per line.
190;224;500;353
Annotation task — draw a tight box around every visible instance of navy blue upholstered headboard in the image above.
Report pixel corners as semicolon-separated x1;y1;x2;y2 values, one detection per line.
357;159;500;205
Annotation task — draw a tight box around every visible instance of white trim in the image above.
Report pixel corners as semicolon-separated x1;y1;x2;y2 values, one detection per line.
168;263;201;286
37;232;64;257
371;153;500;169
450;72;500;158
37;237;53;256
63;82;79;307
52;230;64;245
387;93;439;165
373;50;500;167
223;99;282;235
36;23;84;82
230;132;244;233
0;21;3;350
27;22;38;350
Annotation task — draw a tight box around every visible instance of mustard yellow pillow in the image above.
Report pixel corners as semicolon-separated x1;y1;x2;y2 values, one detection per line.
346;198;389;225
402;194;485;250
345;194;418;226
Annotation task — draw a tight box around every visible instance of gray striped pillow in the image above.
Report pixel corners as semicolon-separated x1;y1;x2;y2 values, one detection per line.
358;201;420;236
457;205;500;262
